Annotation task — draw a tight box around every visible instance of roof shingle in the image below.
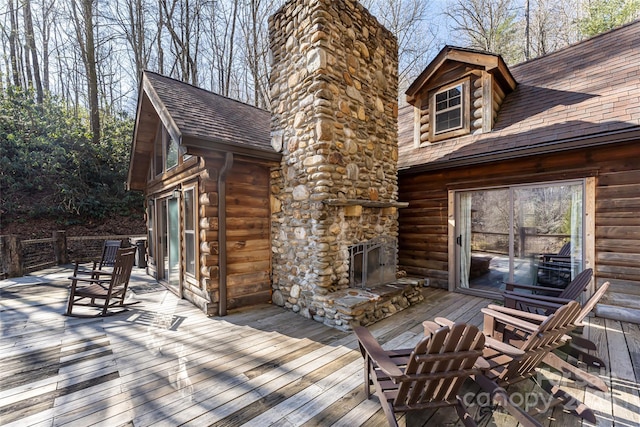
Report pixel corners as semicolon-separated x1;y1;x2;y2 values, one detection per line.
398;20;640;170
143;71;273;153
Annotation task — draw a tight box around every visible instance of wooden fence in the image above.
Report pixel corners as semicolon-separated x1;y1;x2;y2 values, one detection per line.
0;231;146;279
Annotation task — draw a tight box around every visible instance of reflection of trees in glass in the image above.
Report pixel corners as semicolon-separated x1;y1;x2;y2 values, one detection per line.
469;185;575;255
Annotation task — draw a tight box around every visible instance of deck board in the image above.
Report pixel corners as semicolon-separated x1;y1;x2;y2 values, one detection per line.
1;268;639;427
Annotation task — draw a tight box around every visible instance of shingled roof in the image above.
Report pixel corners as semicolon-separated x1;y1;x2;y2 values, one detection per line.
128;71;277;189
143;71;273;152
398;20;640;172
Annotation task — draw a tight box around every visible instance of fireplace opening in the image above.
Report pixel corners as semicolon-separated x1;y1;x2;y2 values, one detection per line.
349;236;397;289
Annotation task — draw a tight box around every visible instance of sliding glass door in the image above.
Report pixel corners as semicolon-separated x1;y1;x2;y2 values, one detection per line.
455;181;584;295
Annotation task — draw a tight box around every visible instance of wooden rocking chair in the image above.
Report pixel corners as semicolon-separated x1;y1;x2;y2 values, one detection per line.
436;300;596;427
65;246;137;317
95;239;122;269
72;239;121;278
354;322;487;427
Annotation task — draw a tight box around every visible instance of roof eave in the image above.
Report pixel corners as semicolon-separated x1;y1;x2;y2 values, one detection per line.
399;126;640;174
183;135;282;162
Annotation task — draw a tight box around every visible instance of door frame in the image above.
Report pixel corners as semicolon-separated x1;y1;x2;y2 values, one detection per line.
155;192;183;297
448;177;595;299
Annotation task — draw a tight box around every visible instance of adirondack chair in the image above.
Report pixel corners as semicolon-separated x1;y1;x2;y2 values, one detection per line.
435;301;596;427
485;281;611;391
503;268;593;313
534;242;574;288
353;322;487;427
540;241;571;263
65;246;137;317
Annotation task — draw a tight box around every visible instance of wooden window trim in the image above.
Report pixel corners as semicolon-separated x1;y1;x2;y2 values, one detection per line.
429;78;471;143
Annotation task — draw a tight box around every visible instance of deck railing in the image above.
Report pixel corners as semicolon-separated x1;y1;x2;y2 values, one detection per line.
0;231;145;278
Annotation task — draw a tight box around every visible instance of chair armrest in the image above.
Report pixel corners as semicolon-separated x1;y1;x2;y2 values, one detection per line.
484;336;525;356
504;282;564;295
433;317;454;328
485;304;548;323
503;291;572;304
503;293;569;313
423;320;443;335
482;307;540;334
353;326;403;378
67;276;105;285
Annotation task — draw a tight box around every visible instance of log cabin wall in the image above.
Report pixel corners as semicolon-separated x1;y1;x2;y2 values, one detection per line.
196;156;223;315
398;140;640;320
224;160;272;310
144;154;273;316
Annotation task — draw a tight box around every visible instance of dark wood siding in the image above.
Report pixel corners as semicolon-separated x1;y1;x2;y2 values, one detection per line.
225;161;272;309
398;141;640;315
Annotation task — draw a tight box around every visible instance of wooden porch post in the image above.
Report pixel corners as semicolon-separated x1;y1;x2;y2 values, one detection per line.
1;235;24;278
53;230;69;265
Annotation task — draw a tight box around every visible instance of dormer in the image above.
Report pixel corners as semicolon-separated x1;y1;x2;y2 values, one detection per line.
405;46;517;147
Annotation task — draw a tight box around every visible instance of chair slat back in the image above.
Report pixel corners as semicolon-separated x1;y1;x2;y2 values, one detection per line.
558;268;593;301
106;247;136;297
100;240;122;268
557;242;571;257
576;281;609;324
501;301;581;383
395;323;485;407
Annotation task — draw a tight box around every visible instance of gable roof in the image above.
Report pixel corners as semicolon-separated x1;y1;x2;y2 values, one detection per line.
398;20;640;172
405;45;516;104
128;71;277;189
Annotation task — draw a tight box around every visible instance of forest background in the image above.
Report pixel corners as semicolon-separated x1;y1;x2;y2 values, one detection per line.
1;0;639;238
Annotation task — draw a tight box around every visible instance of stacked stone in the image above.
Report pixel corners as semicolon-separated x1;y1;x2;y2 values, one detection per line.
269;0;400;328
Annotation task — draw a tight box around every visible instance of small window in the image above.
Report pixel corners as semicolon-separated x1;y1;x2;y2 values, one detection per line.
153;126;163;177
147;200;155;262
165;134;179;171
183;188;196;276
434;84;463;134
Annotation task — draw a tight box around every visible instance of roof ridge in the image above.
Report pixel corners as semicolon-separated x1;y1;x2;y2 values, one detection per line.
142;70;271;114
512;18;640;70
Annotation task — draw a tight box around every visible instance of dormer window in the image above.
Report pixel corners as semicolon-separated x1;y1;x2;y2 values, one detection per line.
405;46;517;147
435;84;463;134
428;78;470;142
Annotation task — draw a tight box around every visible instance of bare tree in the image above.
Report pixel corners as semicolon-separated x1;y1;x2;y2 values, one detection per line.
6;0;22;87
362;0;437;94
204;0;239;96
37;0;57;92
527;0;580;58
160;0;202;84
71;0;100;144
23;0;44;103
445;0;522;64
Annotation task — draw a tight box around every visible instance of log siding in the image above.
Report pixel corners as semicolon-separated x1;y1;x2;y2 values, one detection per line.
398;141;640;320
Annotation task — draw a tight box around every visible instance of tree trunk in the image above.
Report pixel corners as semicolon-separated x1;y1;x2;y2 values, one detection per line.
8;0;22;88
72;0;100;145
23;0;44;103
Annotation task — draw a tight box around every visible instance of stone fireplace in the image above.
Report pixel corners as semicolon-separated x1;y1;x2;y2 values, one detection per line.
349;236;397;289
268;0;423;330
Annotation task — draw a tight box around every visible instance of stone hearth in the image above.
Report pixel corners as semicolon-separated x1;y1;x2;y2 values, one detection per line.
268;0;422;330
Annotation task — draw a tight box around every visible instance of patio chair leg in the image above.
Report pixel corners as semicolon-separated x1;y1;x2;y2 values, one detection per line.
568;335;597;351
474;375;542;427
559;342;605;368
455;396;478;427
543;352;607;391
538;375;596;423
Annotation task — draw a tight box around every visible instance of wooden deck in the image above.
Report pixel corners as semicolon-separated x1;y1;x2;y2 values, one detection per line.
1;266;639;427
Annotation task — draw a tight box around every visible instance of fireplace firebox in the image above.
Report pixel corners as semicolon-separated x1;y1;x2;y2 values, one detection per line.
349;236;397;289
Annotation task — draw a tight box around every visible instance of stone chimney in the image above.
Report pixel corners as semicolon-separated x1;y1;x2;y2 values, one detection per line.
269;0;419;330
